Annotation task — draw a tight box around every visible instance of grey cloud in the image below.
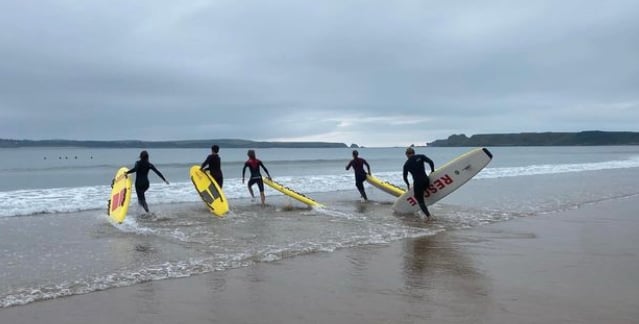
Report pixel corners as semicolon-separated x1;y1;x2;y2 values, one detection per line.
1;0;638;146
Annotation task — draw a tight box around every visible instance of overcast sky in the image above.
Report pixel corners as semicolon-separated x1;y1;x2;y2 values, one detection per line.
1;0;638;147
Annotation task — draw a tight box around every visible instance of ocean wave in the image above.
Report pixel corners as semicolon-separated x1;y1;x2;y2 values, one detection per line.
477;156;639;179
1;157;638;218
0;225;440;309
0;258;225;308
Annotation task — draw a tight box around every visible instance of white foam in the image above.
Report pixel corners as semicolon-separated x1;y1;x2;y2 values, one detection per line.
477;156;639;179
1;156;638;218
0;215;443;308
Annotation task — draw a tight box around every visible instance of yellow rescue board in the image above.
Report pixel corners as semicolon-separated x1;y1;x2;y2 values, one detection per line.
262;177;323;208
190;165;229;217
366;174;406;197
107;167;132;224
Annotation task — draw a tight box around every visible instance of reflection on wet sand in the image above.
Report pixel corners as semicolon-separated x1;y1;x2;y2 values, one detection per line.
402;233;496;321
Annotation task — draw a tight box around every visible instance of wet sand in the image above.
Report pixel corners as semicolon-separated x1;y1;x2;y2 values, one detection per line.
1;196;638;324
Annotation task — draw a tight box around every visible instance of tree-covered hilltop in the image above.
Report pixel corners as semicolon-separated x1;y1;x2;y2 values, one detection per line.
428;131;639;147
0;138;348;149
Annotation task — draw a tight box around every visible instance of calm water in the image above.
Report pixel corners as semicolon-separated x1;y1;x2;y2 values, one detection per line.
1;146;638;307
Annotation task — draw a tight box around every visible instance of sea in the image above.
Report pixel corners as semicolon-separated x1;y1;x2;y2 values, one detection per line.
1;146;638;308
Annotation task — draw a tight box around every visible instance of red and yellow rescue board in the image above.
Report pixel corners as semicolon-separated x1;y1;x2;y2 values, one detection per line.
107;167;132;223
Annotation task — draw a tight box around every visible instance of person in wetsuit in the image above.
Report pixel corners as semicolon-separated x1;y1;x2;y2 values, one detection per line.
200;144;223;187
125;150;169;213
242;149;271;206
403;147;435;219
345;150;371;201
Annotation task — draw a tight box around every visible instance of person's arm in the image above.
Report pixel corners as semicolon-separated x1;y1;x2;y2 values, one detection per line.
125;161;138;175
345;160;352;171
424;156;435;173
403;163;410;188
363;159;371;175
242;163;248;183
150;163;169;184
260;161;271;179
200;155;210;171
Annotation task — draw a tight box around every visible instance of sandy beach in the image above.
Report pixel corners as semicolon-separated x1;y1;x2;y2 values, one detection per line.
1;195;637;324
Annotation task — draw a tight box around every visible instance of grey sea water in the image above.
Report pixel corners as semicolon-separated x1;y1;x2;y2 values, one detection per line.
1;146;638;307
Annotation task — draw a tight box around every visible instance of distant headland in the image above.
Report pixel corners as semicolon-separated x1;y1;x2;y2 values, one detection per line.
428;131;639;147
0;138;351;149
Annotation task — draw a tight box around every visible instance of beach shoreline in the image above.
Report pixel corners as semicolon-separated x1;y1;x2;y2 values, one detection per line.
1;195;637;324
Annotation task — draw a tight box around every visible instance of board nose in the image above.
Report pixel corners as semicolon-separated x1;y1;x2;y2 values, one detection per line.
482;148;493;159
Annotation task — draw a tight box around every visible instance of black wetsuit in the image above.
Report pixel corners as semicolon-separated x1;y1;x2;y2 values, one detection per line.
346;157;370;200
242;159;270;192
403;154;435;216
201;153;223;187
125;160;167;212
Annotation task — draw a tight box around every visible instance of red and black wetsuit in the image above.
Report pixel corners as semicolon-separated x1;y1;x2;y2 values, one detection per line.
242;158;270;192
403;154;435;216
346;157;370;200
125;160;167;212
201;153;223;187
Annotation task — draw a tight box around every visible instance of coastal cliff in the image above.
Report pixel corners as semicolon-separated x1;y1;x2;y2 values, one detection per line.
428;131;639;146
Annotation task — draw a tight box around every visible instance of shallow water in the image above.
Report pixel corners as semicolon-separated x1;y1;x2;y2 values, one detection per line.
1;146;638;307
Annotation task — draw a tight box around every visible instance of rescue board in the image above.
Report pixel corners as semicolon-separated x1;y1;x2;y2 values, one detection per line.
190;165;229;217
107;167;132;223
392;147;493;214
262;176;324;208
366;174;406;197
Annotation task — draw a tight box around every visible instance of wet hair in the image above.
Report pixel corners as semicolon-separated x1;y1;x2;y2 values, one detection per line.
212;145;219;153
405;147;415;155
247;149;256;159
140;150;149;161
352;150;359;157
